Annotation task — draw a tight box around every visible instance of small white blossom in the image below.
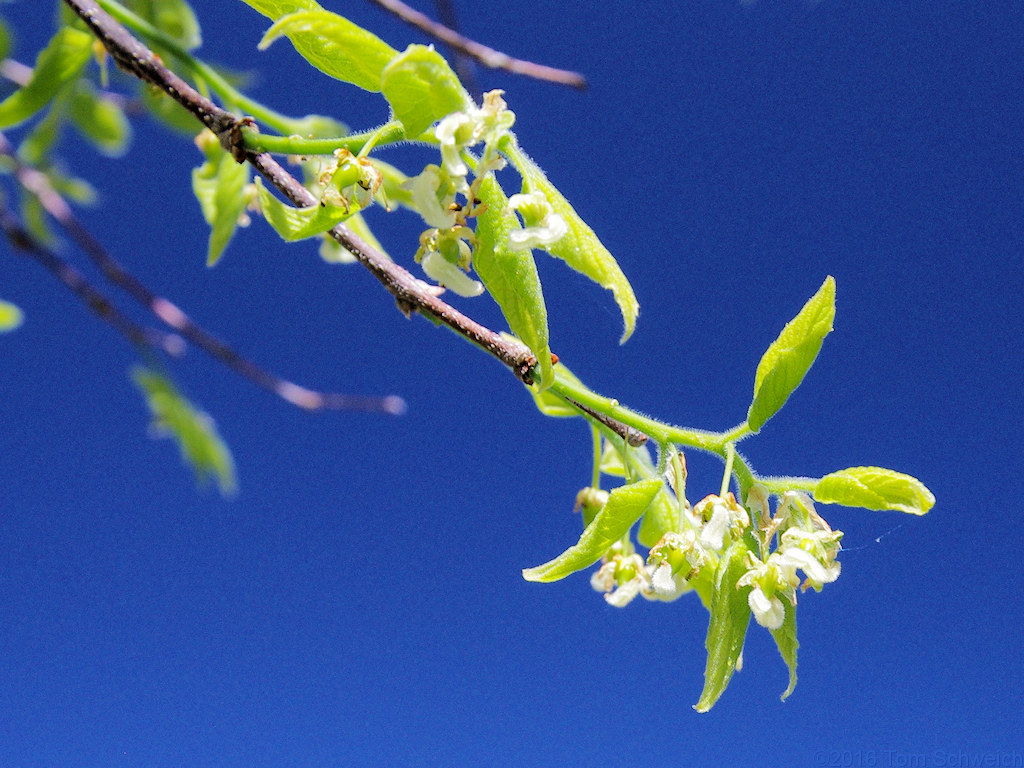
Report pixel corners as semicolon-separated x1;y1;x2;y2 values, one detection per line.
421;250;483;297
403;166;456;229
605;575;645;607
748;586;786;630
775;544;841;590
590;549;648;608
699;500;732;551
435;112;472;185
507;191;568;251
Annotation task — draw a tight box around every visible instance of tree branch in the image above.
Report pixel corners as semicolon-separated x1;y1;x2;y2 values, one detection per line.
366;0;586;89
0;202;184;356
0;132;404;415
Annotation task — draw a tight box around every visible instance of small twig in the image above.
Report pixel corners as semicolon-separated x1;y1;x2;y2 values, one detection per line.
0;132;405;415
432;0;478;97
0;203;184;356
366;0;587;89
563;396;648;447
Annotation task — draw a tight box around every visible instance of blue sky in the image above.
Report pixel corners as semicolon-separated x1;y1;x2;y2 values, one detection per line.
1;1;1022;766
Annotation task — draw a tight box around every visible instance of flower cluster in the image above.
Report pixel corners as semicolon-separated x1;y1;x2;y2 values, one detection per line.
590;486;842;631
405;91;516;296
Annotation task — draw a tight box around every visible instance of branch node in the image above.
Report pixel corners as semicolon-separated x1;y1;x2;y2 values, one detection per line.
218;117;255;163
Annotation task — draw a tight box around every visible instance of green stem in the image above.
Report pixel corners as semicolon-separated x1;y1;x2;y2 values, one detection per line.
759;476;818;496
241;121;407;156
721;445;735;497
589;424;602;490
549;370;723;454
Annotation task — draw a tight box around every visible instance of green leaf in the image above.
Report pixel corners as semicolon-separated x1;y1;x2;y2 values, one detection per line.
814;466;934;515
695;541;753;712
523;478;663;583
0;299;24;333
256;177;362;242
258;10;398;92
769;598;799;702
381;44;472;138
68;82;131;156
191;143;251;265
747;276;835;433
238;0;321;18
132;367;237;496
637;487;679;547
506;144;639;343
474;176;553;390
0;26;93;129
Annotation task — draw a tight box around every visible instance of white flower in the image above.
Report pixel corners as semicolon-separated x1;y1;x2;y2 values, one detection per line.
507;191;568;251
432;91;516;197
590;550;648;608
605;575;644;607
748;586;785;630
699;499;732;551
420;250;483;297
403;166;456;229
775;544;841;590
435;112;472;185
644;561;691;602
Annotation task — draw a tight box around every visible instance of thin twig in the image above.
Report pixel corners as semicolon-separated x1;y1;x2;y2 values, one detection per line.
0;132;405;415
432;0;479;98
366;0;587;89
0;203;184;356
563;397;648;448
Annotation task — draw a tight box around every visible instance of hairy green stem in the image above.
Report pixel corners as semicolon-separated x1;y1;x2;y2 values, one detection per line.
241;121;407;156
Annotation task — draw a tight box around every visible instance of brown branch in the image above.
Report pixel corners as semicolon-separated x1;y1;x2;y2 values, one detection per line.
366;0;587;89
0;132;405;415
0;202;184;356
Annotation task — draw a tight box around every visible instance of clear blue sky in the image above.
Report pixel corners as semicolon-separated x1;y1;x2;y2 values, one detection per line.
1;1;1022;766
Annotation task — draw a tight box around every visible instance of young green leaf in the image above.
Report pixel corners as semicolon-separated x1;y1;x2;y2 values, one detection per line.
474;176;553;390
0;299;24;333
192;143;251;266
0;26;93;129
769;598;799;702
695;540;753;712
814;466;935;515
258;10;398;92
69;82;131;157
637;487;680;547
132;367;237;496
747;276;836;433
522;478;663;583
504;142;639;343
255;177;360;242
238;0;321;19
381;44;473;138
